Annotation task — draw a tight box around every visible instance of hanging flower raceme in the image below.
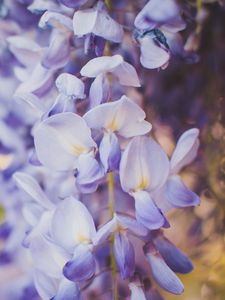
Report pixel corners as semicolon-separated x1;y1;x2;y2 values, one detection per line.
0;0;204;299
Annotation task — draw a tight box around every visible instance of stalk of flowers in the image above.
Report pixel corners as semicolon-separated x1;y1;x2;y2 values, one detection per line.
0;0;204;299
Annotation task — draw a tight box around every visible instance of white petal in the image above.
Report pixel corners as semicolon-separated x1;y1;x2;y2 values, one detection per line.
93;9;123;43
84;95;151;138
13;172;53;210
33;269;59;300
120;136;170;193
140;36;170;70
134;0;183;30
93;216;117;245
56;73;85;99
15;63;53;96
73;8;123;43
129;283;147;300
51;197;96;252
33;112;96;171
30;235;69;278
112;61;140;87
73;8;98;36
39;11;73;31
7;35;42;67
80;55;123;77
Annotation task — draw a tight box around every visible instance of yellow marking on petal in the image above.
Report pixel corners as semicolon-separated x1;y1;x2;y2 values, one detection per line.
106;116;119;132
0;154;14;170
77;234;90;244
116;224;127;234
71;144;88;156
137;176;149;191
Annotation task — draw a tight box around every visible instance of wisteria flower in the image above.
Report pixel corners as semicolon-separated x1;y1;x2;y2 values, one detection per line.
81;54;140;87
84;95;151;171
144;242;184;295
73;1;123;55
33;112;96;171
50;197;97;282
134;0;186;69
49;73;85;114
155;128;200;211
93;213;148;279
120;136;170;230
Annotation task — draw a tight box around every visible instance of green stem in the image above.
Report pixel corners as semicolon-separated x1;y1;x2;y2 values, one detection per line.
105;0;112;10
196;0;203;34
196;0;202;11
107;172;118;300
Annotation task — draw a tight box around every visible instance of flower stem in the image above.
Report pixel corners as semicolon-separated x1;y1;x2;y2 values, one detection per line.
196;0;202;11
107;172;118;300
196;0;203;34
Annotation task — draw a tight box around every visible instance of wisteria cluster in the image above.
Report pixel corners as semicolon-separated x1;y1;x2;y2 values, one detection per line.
0;0;212;299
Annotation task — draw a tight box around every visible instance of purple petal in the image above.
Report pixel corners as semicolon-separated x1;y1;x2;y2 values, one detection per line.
58;0;88;9
116;214;148;237
153;234;193;274
114;232;135;279
76;154;105;193
148;288;165;300
164;175;200;208
134;0;185;32
170;128;200;174
134;191;167;230
144;243;184;295
99;133;121;172
63;244;96;282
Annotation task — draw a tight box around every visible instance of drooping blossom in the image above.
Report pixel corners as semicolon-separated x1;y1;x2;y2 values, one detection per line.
120;136;170;230
134;0;187;69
